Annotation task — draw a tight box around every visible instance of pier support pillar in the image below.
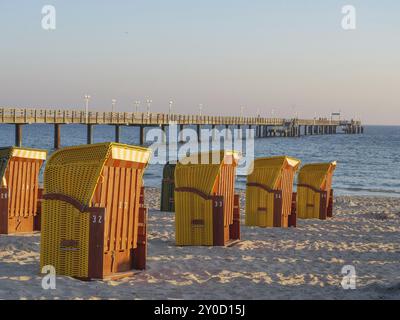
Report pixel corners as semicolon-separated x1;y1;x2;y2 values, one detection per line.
197;124;201;142
237;125;241;139
211;124;216;141
140;126;145;145
179;124;184;142
87;124;93;145
115;125;120;143
225;125;230;140
161;124;166;143
54;123;61;149
15;124;23;147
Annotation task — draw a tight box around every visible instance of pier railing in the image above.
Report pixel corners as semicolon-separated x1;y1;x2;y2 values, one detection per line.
0;107;360;126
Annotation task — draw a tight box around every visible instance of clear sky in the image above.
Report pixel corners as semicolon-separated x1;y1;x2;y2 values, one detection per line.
0;0;399;124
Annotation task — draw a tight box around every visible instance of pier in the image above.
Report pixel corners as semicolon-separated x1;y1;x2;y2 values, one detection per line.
0;108;363;148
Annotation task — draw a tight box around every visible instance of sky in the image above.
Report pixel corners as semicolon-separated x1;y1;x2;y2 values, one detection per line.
0;0;399;125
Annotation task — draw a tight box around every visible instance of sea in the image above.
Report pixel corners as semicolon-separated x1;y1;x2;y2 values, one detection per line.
0;124;398;197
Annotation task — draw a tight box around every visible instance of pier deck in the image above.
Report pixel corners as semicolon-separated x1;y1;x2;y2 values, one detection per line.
0;107;363;148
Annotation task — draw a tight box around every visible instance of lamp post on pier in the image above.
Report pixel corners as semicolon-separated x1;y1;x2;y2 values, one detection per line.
111;99;117;113
146;99;152;117
84;94;91;124
134;100;140;114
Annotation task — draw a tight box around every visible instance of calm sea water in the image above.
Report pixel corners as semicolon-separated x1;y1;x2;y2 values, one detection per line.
0;124;398;197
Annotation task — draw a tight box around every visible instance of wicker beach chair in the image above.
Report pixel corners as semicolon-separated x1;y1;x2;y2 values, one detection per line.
40;142;151;280
245;156;301;228
0;147;46;234
296;161;337;220
160;162;176;212
174;150;241;246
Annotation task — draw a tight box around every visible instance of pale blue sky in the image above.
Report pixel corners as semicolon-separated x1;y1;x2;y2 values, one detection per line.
0;1;399;124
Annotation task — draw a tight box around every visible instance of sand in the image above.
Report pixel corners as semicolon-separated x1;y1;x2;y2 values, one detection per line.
0;188;399;300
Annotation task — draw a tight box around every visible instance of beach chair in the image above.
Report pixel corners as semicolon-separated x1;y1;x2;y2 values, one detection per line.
245;156;301;228
160;162;176;212
40;142;151;280
174;150;241;246
0;147;46;234
296;161;337;220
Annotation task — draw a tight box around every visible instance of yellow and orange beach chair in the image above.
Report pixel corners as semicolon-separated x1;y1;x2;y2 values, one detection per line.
245;156;301;228
174;150;241;246
40;142;151;280
0;147;46;234
295;161;337;220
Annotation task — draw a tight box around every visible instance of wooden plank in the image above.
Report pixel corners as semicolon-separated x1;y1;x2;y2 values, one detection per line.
6;161;12;216
104;166;114;252
115;166;125;251
20;160;27;217
99;166;108;208
121;167;131;250
24;160;31;217
109;165;120;252
27;160;35;216
9;160;20;217
88;208;105;279
127;168;137;248
0;187;9;234
212;196;225;246
33;161;40;215
27;160;34;217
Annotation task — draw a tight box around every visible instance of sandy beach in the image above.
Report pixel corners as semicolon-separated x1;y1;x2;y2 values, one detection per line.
0;187;399;300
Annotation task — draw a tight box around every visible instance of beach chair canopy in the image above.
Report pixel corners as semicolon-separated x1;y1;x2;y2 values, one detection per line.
0;146;47;186
175;150;240;197
43;142;151;206
247;156;301;189
297;161;337;190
